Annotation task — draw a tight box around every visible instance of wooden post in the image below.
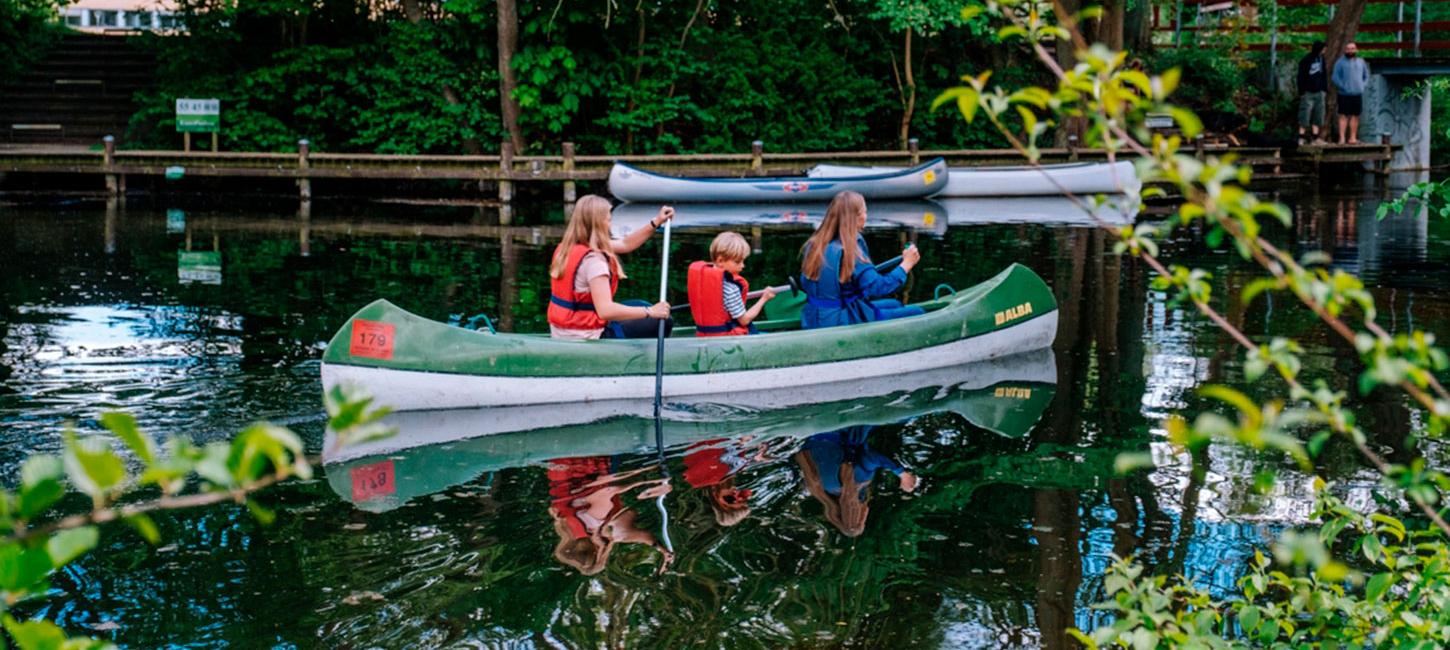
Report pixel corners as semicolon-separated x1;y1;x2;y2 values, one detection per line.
103;135;118;196
908;138;920;165
1414;0;1423;56
751;140;763;175
562;142;576;204
183;131;191;152
1381;132;1393;174
499;140;514;203
1173;0;1183;47
1193;134;1205;160
1268;0;1279;80
297;139;311;201
751;225;763;254
211;131;218;152
1067;134;1079;161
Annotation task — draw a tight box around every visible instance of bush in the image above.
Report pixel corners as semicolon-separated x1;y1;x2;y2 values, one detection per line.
0;0;63;85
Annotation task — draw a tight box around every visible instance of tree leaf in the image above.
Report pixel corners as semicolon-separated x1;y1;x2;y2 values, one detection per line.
45;526;98;568
123;514;161;545
99;412;156;466
61;432;126;505
3;615;67;650
1366;571;1395;601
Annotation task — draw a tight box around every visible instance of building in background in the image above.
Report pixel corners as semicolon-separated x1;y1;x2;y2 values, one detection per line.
61;0;182;32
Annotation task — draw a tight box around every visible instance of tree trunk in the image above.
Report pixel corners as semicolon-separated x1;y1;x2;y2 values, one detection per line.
1124;0;1152;54
1099;0;1125;50
497;0;526;154
1323;0;1370;117
655;0;707;141
898;27;915;150
1052;0;1087;146
401;0;481;154
624;2;647;153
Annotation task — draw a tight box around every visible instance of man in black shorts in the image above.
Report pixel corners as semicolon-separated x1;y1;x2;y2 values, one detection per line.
1332;42;1370;144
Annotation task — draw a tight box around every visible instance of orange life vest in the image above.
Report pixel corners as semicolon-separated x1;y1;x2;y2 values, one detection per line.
548;244;618;330
687;261;750;337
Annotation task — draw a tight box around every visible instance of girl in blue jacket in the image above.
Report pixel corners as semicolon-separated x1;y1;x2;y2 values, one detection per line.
799;191;924;329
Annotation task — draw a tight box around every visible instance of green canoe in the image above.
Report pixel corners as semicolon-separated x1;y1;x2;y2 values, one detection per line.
323;349;1057;512
320;263;1057;411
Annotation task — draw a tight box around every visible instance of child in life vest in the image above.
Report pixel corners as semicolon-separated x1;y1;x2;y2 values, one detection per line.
686;231;775;336
548;194;673;340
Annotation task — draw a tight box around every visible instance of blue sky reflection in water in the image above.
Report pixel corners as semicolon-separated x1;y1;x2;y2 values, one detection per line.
0;186;1447;647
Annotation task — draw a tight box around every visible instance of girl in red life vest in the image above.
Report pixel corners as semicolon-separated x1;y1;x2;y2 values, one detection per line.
548;194;674;339
687;231;775;337
547;457;674;575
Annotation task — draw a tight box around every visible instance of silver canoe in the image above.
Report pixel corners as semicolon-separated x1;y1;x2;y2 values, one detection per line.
807;160;1140;198
609;200;949;237
940;196;1138;226
609;157;949;203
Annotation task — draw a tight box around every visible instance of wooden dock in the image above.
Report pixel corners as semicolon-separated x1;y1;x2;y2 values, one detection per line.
0;138;1398;201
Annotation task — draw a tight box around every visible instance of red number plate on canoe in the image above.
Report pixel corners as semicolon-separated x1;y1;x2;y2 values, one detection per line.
350;460;396;502
350;320;395;359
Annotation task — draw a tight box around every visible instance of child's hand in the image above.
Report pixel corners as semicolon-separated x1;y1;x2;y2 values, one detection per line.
760;287;776;302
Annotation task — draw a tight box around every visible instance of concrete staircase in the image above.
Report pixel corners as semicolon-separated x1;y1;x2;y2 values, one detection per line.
0;33;155;146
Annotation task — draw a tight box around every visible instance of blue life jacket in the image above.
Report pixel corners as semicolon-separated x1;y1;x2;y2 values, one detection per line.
799;236;909;329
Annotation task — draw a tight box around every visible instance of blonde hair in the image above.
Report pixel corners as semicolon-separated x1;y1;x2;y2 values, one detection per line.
550;194;624;280
710;231;751;264
802;191;867;283
794;450;869;537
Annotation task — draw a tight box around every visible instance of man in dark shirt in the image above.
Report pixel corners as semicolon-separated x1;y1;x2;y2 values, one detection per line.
1296;41;1327;144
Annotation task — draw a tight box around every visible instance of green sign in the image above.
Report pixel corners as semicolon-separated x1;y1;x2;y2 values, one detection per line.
175;98;220;133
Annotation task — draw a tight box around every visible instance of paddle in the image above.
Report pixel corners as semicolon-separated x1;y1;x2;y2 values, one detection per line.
669;253;905;313
652;217;675;557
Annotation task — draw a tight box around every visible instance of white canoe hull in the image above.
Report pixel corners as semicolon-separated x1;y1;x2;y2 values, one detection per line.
609;200;950;237
320;309;1057;412
807;161;1140;198
321;347;1057;465
608;158;948;203
940;197;1138;226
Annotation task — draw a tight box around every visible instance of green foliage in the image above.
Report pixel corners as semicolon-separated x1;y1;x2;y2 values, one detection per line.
0;392;390;648
118;0;1030;153
0;0;63;86
1073;486;1450;648
945;1;1450;646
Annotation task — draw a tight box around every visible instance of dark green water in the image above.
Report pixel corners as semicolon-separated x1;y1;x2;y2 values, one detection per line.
0;184;1446;648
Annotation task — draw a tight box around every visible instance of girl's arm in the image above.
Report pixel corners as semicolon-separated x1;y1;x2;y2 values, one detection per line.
613;206;675;254
588;275;669;321
853;245;920;298
735;288;775;326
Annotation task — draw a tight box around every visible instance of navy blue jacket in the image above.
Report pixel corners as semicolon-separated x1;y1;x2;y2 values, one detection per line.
800;236;908;329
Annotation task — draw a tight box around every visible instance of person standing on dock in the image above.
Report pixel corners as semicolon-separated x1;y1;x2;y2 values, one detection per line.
1332;42;1370;145
1296;41;1327;145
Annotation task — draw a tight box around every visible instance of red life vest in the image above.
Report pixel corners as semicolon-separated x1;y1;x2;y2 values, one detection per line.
687;261;750;337
548;244;618;331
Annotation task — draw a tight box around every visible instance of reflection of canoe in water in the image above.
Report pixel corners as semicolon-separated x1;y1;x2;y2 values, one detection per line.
323;349;1057;511
609;201;949;237
320;264;1057;411
807;161;1140;198
608;158;948;203
940;197;1138;226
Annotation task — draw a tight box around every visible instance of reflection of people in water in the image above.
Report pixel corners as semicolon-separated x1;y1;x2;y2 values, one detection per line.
682;436;782;527
794;426;917;537
547;456;673;575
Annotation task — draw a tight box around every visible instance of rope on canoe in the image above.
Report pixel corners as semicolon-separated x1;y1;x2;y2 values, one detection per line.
450;312;497;333
933;284;957;300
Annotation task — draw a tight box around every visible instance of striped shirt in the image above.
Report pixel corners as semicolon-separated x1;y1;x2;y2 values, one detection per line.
722;281;746;318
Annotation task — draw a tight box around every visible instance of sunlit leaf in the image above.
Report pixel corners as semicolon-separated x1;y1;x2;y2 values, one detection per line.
45;526;97;567
100;412;156;466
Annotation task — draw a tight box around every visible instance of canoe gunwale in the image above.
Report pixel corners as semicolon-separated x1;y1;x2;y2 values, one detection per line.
616;157;947;184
